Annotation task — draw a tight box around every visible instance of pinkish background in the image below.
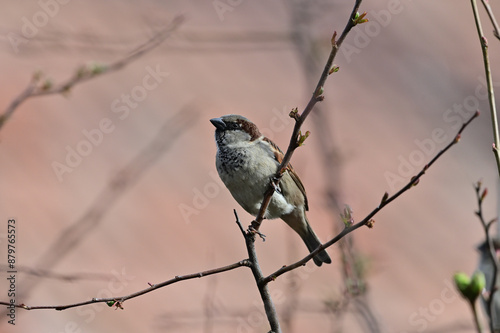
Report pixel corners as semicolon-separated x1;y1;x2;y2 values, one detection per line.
1;1;500;332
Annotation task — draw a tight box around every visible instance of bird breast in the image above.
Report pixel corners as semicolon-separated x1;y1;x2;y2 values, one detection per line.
216;139;294;218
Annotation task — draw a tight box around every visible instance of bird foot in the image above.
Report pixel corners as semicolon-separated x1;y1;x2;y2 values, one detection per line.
248;223;266;241
271;176;281;193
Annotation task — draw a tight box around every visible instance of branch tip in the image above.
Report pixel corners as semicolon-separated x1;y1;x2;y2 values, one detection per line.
353;12;369;25
234;209;247;236
289;107;300;120
380;192;389;205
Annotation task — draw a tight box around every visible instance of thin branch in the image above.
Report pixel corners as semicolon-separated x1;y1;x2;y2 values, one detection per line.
0;15;184;130
471;300;484;333
0;260;249;311
480;0;500;40
470;0;500;177
262;111;479;283
250;0;364;232
234;210;281;333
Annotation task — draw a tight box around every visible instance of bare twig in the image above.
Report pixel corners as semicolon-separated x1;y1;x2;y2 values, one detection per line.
250;0;364;233
480;0;500;40
262;111;480;283
470;0;500;176
0;260;249;311
234;210;281;333
0;15;184;130
470;300;484;333
8;28;292;55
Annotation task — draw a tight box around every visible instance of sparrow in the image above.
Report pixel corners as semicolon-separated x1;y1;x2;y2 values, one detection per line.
210;114;331;266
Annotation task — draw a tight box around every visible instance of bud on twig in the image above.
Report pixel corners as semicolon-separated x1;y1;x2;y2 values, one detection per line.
89;62;107;75
289;108;300;120
315;86;324;98
453;271;486;304
481;36;488;48
41;79;53;91
353;12;368;25
329;65;340;75
297;130;310;146
481;188;488;202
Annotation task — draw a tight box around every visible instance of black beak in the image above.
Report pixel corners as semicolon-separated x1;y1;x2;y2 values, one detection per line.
210;118;226;131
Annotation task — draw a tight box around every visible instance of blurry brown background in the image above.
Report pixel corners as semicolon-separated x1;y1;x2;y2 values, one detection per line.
1;0;499;332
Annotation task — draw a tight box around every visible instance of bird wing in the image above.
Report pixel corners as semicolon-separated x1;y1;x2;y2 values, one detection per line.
262;137;309;211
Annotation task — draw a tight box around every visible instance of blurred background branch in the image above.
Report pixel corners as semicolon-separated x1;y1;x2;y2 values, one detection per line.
0;15;184;130
0;106;198;315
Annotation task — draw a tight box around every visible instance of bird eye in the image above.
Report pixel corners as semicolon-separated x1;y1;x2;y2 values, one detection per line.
228;123;240;130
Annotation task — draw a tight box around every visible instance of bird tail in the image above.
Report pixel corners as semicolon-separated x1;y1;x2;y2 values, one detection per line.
282;213;331;267
303;224;332;267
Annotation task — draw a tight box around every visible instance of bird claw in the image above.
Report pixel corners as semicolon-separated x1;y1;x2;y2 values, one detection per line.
271;176;281;194
247;224;266;241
